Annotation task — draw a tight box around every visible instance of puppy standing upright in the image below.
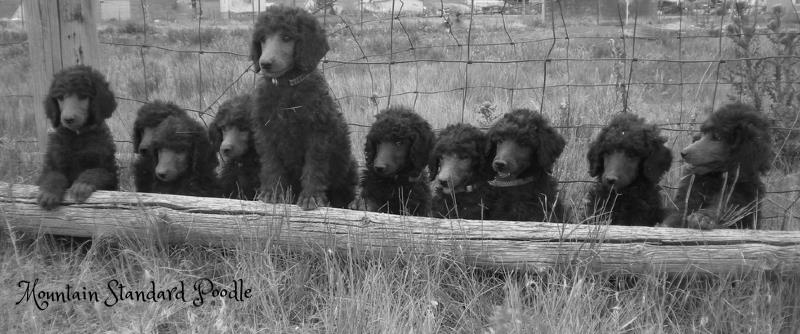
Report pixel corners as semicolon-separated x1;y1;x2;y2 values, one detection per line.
250;6;357;209
585;113;673;226
662;103;773;229
486;109;567;222
37;65;119;209
360;106;435;216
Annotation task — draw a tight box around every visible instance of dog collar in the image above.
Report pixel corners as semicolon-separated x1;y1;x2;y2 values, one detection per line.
488;176;536;187
269;72;313;87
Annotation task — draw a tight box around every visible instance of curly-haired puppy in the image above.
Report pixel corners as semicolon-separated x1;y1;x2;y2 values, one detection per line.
208;94;261;200
585;113;673;226
430;123;493;219
250;5;357;209
37;65;119;210
359;106;434;216
132;100;191;193
136;106;218;196
486;109;566;222
662;103;773;229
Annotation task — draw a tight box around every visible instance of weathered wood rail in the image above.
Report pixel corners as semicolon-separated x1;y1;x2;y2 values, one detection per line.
2;182;800;274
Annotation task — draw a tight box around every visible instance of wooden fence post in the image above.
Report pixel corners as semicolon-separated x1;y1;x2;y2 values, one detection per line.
23;0;101;155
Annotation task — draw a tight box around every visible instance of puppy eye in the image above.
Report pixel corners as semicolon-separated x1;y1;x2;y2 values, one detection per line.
281;34;293;42
691;133;701;142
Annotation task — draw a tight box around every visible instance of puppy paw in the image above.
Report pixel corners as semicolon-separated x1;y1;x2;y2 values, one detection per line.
68;182;96;203
37;190;64;210
686;211;716;230
297;192;328;210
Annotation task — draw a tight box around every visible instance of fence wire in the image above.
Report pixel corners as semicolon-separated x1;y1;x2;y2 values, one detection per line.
1;0;799;227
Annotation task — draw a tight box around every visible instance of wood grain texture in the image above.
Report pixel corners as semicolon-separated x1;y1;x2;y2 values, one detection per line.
2;182;799;274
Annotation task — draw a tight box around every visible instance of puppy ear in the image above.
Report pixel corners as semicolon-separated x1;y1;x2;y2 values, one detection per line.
133;125;143;152
536;128;566;172
642;141;673;183
586;143;603;178
44;97;61;129
90;75;117;121
428;149;440;182
410;126;434;175
208;121;222;152
731;122;773;174
294;12;330;73
250;31;263;73
364;136;377;169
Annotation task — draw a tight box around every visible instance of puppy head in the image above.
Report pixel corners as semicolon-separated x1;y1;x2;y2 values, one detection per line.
430;124;490;193
250;6;329;76
587;113;672;190
681;103;772;175
45;65;116;132
365;106;434;177
209;95;254;160
133;101;187;156
487;109;565;180
152;115;216;182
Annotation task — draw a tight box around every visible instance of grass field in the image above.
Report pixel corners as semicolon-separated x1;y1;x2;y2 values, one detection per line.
1;11;800;333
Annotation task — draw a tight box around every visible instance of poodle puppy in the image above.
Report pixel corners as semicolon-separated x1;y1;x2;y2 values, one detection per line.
429;123;493;219
486;109;567;222
132;100;191;192
359;106;434;216
136;105;218;196
250;5;357;209
662;103;773;229
585;113;673;226
37;65;119;209
208;94;261;200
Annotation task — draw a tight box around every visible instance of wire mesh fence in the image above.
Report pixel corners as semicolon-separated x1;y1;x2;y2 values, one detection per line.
0;0;798;228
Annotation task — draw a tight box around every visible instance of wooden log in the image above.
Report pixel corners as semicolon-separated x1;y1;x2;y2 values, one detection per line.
23;0;101;155
2;182;800;274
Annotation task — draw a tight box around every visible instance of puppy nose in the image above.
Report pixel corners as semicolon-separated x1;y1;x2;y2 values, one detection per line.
221;147;232;156
493;160;507;171
138;148;149;155
680;151;687;159
604;176;617;185
259;61;272;71
63;117;75;124
156;172;167;180
438;180;449;188
374;166;386;174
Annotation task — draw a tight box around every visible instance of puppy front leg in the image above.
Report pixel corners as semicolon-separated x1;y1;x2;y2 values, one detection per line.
258;153;289;204
298;134;330;210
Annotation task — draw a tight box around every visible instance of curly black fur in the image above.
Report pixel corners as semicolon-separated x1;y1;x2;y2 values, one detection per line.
485;109;566;222
209;94;260;200
429;123;492;219
664;103;773;229
136;104;218;196
250;5;357;209
585;113;673;226
360;106;434;216
37;65;118;209
132;100;191;193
